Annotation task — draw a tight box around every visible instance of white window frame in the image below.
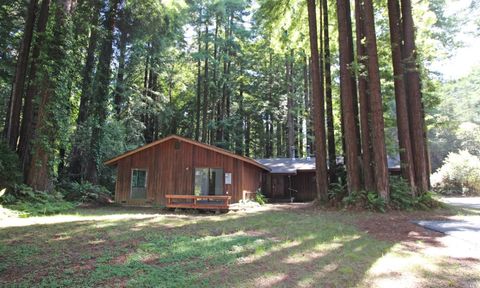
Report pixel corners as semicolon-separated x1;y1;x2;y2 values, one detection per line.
130;168;148;199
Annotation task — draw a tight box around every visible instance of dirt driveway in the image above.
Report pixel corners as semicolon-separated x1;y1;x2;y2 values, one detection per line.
352;198;480;287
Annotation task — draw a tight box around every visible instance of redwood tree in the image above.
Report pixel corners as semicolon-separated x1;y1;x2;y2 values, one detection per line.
85;0;120;183
363;0;390;199
355;0;374;191
401;0;430;192
306;0;328;202
323;0;337;184
4;0;37;151
337;0;362;193
387;0;416;192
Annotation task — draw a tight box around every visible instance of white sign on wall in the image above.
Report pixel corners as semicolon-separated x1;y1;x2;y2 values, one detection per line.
225;173;232;185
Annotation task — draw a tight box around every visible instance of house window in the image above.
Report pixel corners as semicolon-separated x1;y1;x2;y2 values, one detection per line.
194;168;224;196
131;169;147;199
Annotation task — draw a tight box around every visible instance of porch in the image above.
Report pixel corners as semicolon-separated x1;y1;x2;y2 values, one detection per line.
165;194;231;210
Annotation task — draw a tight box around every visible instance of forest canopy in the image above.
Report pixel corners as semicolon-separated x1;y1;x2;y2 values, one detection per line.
0;0;473;204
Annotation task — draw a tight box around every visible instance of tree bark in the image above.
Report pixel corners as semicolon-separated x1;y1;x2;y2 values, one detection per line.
401;0;429;192
4;0;38;151
363;0;390;199
266;51;274;158
27;0;74;190
286;50;295;158
323;0;337;184
201;20;209;143
114;5;128;117
69;0;101;181
355;0;375;191
18;0;50;181
195;26;202;141
387;0;416;192
85;0;120;184
337;0;362;192
302;54;309;158
307;0;329;202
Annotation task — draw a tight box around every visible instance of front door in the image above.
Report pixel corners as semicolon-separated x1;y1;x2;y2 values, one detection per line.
194;168;224;196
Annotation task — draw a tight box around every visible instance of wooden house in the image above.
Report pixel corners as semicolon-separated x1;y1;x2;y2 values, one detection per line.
105;135;269;209
256;158;317;202
106;135;402;209
256;156;401;202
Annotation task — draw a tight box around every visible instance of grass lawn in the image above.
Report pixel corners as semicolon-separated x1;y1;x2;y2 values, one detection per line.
0;204;479;287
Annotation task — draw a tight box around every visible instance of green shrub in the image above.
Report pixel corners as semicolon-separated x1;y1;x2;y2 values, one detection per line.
389;176;416;210
58;181;112;204
255;190;267;205
341;190;363;207
342;190;385;212
0;141;22;190
431;150;480;195
3;184;75;217
328;182;347;202
365;192;386;212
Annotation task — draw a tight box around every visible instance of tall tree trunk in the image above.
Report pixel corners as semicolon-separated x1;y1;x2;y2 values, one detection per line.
307;0;329;202
302;51;310;157
142;52;150;143
85;0;120;184
195;26;202;141
355;0;375;191
213;15;222;145
387;0;416;192
323;0;337;184
276;119;283;157
245;114;250;157
69;0;101;181
302;55;310;157
363;0;390;199
286;50;295;158
27;0;74;190
114;6;128;117
401;0;429;192
235;66;244;155
201;21;209;143
346;0;361;154
337;0;362;192
4;0;38;150
266;51;274;158
18;0;50;181
224;13;233;147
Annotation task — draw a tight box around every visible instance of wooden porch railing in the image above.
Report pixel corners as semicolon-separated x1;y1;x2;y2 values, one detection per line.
165;194;231;210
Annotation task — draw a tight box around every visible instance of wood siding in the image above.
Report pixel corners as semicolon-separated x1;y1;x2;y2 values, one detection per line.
114;138;263;205
263;172;316;202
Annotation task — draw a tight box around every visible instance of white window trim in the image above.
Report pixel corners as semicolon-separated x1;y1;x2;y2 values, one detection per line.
130;168;148;199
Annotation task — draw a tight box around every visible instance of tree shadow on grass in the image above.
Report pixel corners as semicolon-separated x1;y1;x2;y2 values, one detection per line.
0;205;456;287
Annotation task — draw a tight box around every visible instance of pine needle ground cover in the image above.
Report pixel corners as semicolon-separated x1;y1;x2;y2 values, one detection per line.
0;205;478;287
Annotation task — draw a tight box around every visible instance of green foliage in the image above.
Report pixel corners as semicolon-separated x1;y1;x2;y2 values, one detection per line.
255;190;267;205
342;190;385;212
328;182;347;202
0;140;22;190
389;176;415;210
1;184;75;217
389;176;441;210
429;65;480;170
432;150;480;195
365;192;386;213
59;181;112;204
341;176;441;212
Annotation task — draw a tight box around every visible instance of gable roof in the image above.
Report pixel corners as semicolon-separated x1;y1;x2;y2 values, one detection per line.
104;135;270;171
255;156;401;174
255;158;316;174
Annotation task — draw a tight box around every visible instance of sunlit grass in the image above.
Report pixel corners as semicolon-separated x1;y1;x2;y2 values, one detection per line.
0;206;478;287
